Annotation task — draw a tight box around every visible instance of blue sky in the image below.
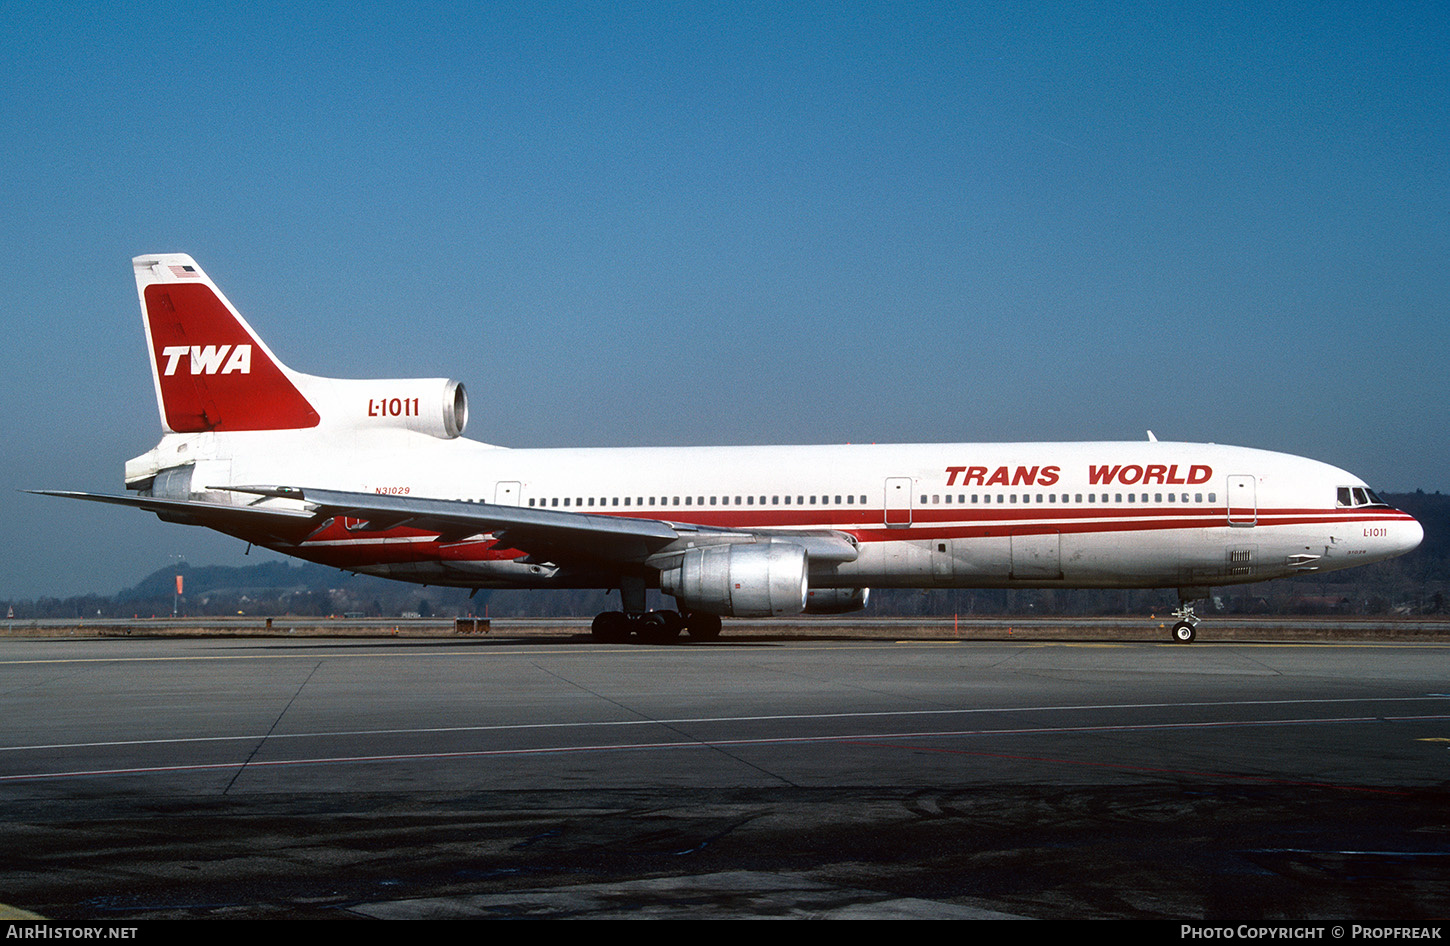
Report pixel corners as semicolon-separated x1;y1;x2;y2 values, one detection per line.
2;2;1446;599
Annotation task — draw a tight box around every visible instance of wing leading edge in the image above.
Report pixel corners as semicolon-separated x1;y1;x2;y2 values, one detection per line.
240;486;859;568
37;486;859;572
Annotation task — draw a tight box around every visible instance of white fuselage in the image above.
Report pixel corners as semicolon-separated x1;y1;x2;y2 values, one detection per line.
132;429;1423;592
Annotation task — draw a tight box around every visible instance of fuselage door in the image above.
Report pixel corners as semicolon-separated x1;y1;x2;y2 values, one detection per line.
1010;530;1062;580
494;481;523;506
884;477;912;527
1227;474;1257;527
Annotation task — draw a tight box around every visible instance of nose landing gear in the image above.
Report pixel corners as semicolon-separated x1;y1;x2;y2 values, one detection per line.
1169;591;1204;643
1171;617;1198;643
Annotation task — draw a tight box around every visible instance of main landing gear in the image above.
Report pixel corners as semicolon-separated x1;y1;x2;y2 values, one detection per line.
589;609;722;644
592;577;721;643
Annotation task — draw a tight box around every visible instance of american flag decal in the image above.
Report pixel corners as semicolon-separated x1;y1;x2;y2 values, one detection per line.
169;265;199;278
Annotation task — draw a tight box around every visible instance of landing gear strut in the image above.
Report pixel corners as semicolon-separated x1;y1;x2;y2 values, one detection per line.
1169;592;1203;644
589;577;722;643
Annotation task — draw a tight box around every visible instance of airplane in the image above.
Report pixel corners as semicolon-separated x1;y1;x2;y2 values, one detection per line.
38;254;1424;643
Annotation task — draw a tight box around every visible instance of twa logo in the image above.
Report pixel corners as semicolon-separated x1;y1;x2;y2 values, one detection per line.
160;344;253;376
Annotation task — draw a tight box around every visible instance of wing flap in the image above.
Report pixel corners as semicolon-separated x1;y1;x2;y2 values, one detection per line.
231;486;688;564
36;486;861;571
27;489;317;545
228;487;860;567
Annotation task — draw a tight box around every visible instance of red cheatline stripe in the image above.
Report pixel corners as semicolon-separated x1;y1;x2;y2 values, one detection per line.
298;505;1413;555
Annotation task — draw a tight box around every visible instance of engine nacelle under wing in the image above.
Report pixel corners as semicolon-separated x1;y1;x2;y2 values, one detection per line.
804;587;870;614
659;543;808;618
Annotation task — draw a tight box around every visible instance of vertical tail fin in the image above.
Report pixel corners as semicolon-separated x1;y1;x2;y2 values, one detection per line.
134;254;320;433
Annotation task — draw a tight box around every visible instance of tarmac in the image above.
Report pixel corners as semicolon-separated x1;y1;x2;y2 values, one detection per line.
0;623;1446;919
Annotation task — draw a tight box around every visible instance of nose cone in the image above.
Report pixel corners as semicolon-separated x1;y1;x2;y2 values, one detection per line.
1397;514;1425;557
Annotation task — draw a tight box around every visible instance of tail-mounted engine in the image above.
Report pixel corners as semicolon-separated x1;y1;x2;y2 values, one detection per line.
320;378;469;439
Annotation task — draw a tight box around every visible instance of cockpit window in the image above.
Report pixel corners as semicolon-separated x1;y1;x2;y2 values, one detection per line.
1338;486;1390;508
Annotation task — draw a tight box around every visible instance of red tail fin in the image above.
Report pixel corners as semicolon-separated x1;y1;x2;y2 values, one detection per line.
135;254;320;433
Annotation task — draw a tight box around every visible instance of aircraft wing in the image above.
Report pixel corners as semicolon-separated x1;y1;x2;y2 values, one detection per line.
27;489;318;545
35;486;859;568
239;486;858;567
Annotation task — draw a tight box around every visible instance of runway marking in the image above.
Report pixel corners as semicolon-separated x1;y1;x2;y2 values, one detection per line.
0;646;630;666
3;712;1447;785
1;695;1446;754
1;638;1447;667
847;742;1420;796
